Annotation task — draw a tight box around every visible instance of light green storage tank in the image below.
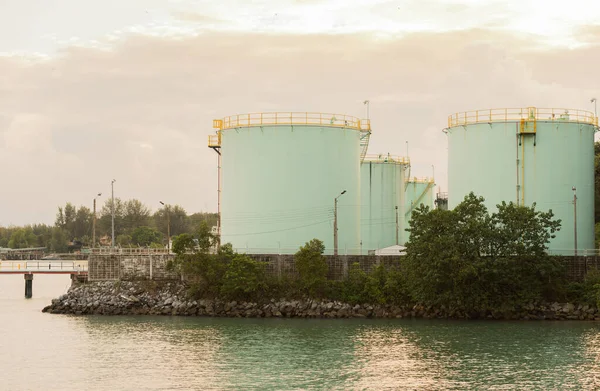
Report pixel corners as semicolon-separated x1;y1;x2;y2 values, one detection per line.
403;178;435;243
360;154;410;253
446;107;598;255
209;112;371;255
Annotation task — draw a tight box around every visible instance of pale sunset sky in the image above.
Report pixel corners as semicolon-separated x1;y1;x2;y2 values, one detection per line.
1;0;600;225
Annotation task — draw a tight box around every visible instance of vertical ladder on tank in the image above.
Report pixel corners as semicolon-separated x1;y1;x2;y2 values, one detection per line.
517;107;537;205
358;119;372;164
208;120;223;245
359;131;371;163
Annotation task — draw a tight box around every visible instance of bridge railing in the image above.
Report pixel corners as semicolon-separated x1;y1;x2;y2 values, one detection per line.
0;261;88;273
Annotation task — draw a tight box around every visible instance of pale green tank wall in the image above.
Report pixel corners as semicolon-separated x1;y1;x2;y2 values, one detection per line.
360;161;407;253
447;121;595;254
221;125;361;254
403;181;435;244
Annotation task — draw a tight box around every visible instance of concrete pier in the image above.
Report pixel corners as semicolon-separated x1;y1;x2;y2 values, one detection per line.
24;273;33;298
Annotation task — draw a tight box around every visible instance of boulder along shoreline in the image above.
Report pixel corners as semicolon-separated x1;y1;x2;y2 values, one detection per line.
42;281;600;320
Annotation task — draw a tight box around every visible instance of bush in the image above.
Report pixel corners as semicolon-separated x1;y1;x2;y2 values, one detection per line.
339;263;388;305
566;268;600;306
383;264;411;305
295;239;328;297
220;254;267;301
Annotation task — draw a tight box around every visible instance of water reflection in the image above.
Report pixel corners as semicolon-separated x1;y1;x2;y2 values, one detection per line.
80;317;230;390
4;291;600;391
352;325;459;390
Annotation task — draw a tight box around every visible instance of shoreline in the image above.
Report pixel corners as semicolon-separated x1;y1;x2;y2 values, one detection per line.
42;280;600;321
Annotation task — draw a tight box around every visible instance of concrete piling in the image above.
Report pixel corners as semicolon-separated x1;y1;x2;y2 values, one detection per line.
24;273;33;298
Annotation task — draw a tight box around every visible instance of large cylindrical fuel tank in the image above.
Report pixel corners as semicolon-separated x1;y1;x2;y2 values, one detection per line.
446;107;597;254
214;112;368;254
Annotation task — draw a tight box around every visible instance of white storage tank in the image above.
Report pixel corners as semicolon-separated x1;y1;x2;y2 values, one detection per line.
446;107;597;254
209;112;371;254
360;154;409;253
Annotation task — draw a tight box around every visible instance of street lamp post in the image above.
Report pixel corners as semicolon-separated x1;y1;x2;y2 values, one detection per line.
111;179;116;248
573;186;578;257
395;206;399;246
160;201;171;253
92;193;102;248
333;190;347;256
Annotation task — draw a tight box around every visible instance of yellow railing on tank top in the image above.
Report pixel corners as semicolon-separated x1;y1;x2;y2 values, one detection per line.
363;154;410;165
407;177;434;184
212;112;371;132
448;107;598;128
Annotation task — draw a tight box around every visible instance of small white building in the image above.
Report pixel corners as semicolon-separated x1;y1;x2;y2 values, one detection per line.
369;245;407;256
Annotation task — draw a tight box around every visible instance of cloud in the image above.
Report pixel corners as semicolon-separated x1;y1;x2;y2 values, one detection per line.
1;28;598;225
170;11;227;25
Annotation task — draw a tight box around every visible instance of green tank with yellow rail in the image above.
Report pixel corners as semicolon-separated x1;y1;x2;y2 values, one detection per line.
446;107;598;255
208;112;371;254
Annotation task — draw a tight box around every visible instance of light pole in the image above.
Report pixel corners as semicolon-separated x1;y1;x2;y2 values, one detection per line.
160;201;171;253
395;205;399;246
111;179;116;248
573;186;578;257
591;98;597;119
363;100;370;119
93;192;102;248
333;190;347;256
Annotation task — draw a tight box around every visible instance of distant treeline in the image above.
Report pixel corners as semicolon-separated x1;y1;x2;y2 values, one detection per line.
0;198;218;252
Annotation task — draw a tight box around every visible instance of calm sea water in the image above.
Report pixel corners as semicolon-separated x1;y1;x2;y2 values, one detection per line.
1;274;600;390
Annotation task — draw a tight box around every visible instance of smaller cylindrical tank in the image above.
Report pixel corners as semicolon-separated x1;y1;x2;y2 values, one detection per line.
404;178;435;243
360;154;409;253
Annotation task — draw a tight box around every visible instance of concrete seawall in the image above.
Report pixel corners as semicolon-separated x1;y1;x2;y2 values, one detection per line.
87;253;600;282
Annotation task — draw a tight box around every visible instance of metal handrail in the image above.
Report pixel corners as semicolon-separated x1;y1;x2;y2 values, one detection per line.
0;261;88;272
208;134;220;147
363;154;410;164
448;107;598;127
407;177;434;184
213;112;371;131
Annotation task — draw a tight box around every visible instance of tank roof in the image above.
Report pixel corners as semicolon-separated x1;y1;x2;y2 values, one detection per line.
447;107;597;128
213;112;371;132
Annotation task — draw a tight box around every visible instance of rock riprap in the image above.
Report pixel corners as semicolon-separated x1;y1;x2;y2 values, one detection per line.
42;281;600;320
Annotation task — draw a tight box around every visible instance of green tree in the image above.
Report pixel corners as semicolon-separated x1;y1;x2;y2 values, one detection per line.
8;228;36;248
123;199;151;232
154;205;190;237
404;192;563;313
73;206;92;240
131;226;162;246
295;239;328;297
98;198;125;237
117;234;132;246
169;222;226;298
189;213;219;232
49;228;68;252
